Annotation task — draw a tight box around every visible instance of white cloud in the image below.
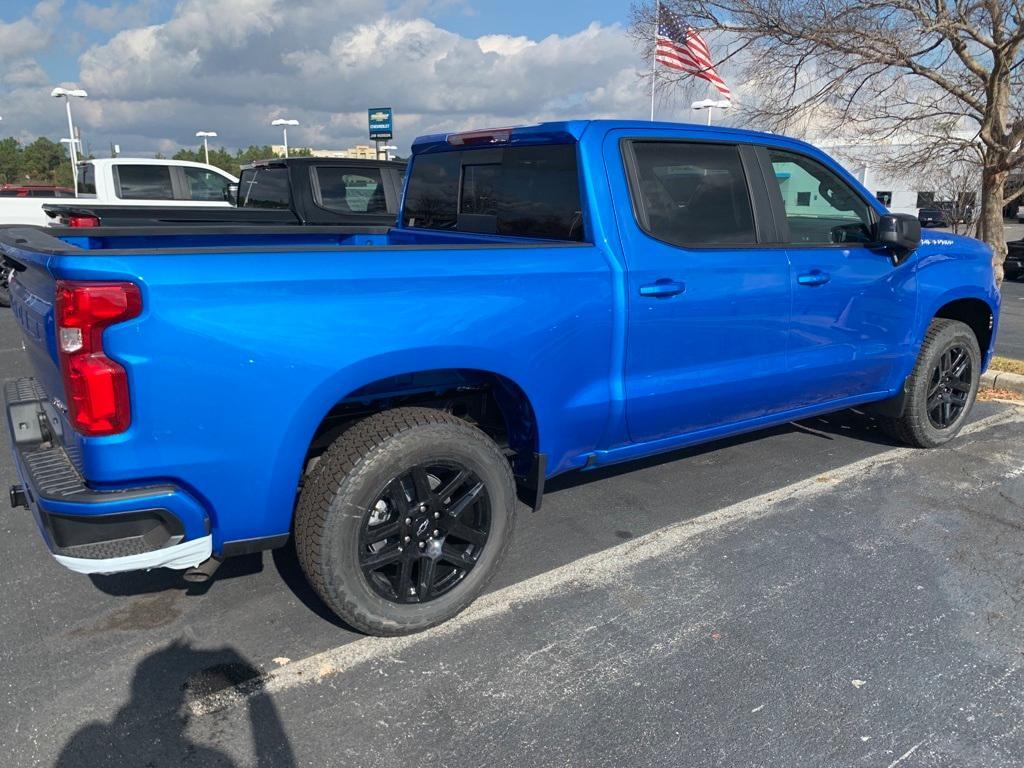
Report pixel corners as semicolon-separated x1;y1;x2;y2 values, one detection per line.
0;0;64;62
75;0;158;32
0;0;656;156
477;34;535;56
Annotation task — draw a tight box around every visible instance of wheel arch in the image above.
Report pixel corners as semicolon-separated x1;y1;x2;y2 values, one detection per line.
931;295;996;362
299;364;542;486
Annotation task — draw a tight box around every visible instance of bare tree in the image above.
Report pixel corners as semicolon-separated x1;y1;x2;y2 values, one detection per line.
632;0;1024;280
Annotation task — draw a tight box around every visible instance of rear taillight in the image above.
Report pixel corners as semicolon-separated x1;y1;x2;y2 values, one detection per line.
55;281;142;436
67;215;101;227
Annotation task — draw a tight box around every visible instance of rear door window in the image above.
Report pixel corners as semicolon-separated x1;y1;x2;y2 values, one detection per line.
404;144;583;241
239;167;290;209
115;165;175;200
315;167;388;213
627;141;756;246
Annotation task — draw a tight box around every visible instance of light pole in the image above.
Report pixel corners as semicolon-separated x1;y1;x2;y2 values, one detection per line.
271;118;299;158
380;144;398;161
691;98;731;126
195;131;217;165
52;87;88;196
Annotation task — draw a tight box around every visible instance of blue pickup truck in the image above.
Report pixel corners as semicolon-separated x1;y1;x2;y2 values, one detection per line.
3;120;1000;635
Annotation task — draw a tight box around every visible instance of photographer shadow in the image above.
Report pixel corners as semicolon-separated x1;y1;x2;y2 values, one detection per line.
55;641;296;768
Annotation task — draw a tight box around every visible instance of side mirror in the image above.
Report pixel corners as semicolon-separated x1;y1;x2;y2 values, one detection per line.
225;183;239;205
875;212;920;253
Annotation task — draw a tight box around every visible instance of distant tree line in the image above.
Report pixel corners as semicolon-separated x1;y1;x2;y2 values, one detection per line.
169;145;312;177
0;136;318;189
0;137;75;187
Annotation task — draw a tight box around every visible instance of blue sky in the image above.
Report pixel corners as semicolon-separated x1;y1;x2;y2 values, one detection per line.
0;1;703;155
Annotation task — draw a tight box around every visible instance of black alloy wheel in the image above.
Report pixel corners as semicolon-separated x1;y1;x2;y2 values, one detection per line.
926;346;973;429
360;462;491;604
294;407;516;636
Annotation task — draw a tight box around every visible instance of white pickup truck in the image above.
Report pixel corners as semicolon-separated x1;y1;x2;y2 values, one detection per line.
0;158;238;227
0;157;238;305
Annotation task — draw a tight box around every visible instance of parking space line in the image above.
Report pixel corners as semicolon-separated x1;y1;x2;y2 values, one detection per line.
187;406;1024;717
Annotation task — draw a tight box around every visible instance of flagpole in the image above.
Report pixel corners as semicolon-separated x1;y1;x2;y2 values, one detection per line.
650;0;658;121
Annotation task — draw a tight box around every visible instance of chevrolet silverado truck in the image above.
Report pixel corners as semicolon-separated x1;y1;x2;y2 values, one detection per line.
0;158;238;229
41;158;406;228
3;120;1000;636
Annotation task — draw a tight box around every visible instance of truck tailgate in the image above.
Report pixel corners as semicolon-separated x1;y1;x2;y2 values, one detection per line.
6;243;62;394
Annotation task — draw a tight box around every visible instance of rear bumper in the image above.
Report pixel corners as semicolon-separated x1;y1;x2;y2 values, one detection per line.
5;377;211;574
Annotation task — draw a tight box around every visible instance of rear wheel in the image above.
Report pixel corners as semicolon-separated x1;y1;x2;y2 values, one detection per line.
883;318;981;448
294;407;516;636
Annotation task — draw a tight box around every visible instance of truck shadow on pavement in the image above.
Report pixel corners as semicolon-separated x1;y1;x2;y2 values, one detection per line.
87;552;265;597
54;641;297;768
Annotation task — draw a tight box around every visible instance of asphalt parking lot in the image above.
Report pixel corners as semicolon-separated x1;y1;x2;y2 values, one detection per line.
1;309;1023;767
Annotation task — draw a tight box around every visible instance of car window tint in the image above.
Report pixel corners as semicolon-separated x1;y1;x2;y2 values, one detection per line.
629;141;755;246
184;167;230;202
77;163;96;195
316;167;388;213
116;165;174;200
404;144;583;241
403;152;461;230
239;167;290;209
768;150;873;245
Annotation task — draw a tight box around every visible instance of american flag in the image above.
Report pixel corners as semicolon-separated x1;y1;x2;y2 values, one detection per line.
655;4;732;101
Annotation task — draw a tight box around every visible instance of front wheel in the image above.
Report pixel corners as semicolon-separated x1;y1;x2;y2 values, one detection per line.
883;318;981;448
294;407;516;636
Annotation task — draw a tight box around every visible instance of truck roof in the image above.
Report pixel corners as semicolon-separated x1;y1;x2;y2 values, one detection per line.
82;157;237;173
411;119;824;156
240;157;407;171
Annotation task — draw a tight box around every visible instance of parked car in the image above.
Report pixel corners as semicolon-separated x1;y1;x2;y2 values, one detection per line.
0;158;238;227
43;158;405;228
3;120;999;636
918;208;949;228
0;184;74;197
1007;239;1024;280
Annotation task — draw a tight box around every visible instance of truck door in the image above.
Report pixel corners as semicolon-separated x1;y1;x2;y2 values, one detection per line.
607;133;793;444
760;147;918;407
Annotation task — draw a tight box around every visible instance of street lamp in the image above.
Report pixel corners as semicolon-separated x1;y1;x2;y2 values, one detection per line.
380;144;398;161
271;118;299;158
691;98;731;126
52;87;88;196
195;131;217;165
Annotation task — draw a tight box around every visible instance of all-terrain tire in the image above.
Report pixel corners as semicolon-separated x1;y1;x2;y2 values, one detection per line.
882;318;981;448
294;407;516;636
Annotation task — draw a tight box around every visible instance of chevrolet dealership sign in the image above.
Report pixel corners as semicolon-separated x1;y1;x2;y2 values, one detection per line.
368;107;393;141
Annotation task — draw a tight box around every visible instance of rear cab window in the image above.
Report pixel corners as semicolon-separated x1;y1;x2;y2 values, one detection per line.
403;143;584;241
76;163;96;196
238;166;290;209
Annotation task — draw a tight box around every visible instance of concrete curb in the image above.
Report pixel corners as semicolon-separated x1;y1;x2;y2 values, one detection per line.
982;369;1024;394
